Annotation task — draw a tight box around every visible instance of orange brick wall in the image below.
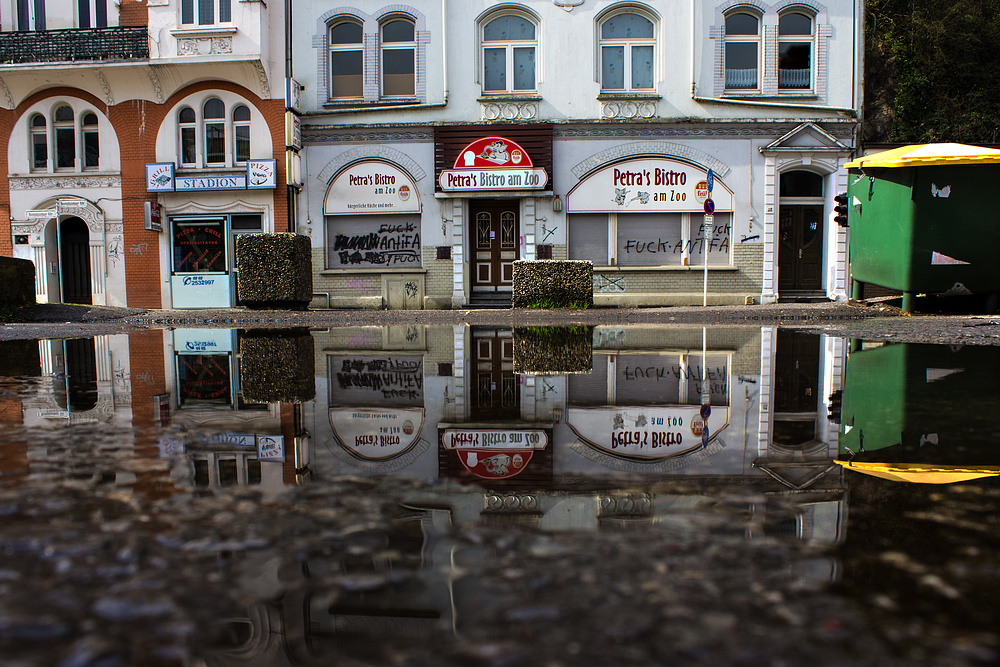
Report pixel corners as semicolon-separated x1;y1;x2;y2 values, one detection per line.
0;81;288;308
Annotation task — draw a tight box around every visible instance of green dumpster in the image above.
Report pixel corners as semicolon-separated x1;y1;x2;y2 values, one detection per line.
836;342;1000;483
844;143;1000;312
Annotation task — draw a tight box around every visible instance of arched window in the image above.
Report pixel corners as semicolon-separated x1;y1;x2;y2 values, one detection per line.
81;112;99;169
179;106;197;166
233;104;251;164
203;98;225;165
778;12;812;89
599;11;655;91
30;114;47;172
381;18;415;97
329;19;364;99
54;105;75;169
724;12;759;90
482;13;537;93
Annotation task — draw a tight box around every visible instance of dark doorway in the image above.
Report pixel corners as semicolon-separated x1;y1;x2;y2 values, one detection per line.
470;327;518;421
60;217;92;304
53;338;98;412
469;200;518;302
777;205;823;292
772;329;820;447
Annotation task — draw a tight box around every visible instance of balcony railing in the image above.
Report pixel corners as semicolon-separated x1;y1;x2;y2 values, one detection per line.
0;26;148;64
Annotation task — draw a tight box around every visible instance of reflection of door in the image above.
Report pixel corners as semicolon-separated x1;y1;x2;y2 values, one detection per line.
60;217;92;304
470;200;518;294
778;205;822;291
470;327;518;421
772;330;820;446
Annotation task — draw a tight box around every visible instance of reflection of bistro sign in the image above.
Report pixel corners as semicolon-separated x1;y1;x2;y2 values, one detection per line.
567;406;730;461
568;158;733;214
325;161;421;215
146;160;278;192
441;428;549;480
331;408;424;461
438;136;548;192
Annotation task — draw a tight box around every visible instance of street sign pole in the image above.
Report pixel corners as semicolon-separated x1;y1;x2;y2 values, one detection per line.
703;171;715;308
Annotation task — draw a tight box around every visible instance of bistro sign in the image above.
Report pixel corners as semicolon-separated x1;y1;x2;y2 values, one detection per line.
438;136;548;192
567;158;733;214
324;161;421;215
146;160;278;192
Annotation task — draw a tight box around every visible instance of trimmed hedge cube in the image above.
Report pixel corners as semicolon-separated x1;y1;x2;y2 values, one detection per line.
235;234;312;310
0;257;36;309
512;326;593;375
512;260;593;309
239;328;316;404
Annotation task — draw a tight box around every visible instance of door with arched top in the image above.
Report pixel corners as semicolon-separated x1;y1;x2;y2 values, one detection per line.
60;217;92;304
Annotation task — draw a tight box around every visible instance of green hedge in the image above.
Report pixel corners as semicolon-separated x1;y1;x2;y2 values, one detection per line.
0;257;35;311
235;234;312;310
238;328;316;403
512;326;594;375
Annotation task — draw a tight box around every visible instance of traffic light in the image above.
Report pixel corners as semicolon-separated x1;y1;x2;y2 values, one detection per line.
833;192;849;227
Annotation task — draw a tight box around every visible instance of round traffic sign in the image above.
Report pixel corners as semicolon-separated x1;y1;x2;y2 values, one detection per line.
704;198;715;215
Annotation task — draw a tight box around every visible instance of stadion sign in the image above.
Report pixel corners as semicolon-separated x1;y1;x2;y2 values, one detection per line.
438;136;548;192
147;160;278;192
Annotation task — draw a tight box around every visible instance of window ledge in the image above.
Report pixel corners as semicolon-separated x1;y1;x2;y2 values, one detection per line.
597;92;661;101
170;26;238;39
322;98;421;110
722;91;818;100
478;94;542;102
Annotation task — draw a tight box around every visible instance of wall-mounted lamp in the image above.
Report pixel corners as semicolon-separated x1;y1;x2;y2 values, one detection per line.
552;195;563;212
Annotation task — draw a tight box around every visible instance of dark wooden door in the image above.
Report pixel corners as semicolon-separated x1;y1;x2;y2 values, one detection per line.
470;327;518;421
772;329;820;447
470;200;518;294
778;205;823;291
60;217;92;304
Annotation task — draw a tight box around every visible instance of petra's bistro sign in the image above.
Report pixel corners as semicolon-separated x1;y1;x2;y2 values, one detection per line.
567;158;733;213
438;137;548;192
325;161;421;215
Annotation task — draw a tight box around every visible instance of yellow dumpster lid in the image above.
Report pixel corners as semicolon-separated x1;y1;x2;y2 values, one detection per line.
845;143;1000;169
834;460;1000;484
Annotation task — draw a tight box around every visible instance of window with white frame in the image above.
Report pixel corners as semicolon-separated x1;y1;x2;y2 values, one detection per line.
481;13;537;94
16;0;46;30
381;18;416;97
778;11;812;89
29;104;102;172
329;19;364;99
181;0;231;26
724;11;759;90
175;99;254;168
599;11;655;92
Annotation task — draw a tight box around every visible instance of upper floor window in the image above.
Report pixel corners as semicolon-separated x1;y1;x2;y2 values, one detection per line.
29;104;101;172
724;12;759;90
482;14;537;94
16;0;46;31
600;11;655;92
176;98;254;168
382;18;415;97
181;0;231;26
78;0;107;28
778;12;812;89
329;20;364;99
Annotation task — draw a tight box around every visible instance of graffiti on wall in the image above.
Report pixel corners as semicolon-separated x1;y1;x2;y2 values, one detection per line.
333;221;420;266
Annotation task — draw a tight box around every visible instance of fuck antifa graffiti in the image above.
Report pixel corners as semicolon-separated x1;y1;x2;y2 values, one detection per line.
334;357;423;402
333;221;420;266
622;222;731;256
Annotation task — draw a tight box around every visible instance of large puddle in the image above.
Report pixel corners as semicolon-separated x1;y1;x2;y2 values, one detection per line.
1;326;998;666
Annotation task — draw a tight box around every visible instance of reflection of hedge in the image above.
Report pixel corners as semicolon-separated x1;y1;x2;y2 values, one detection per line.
0;257;35;310
512;326;593;375
235;234;312;310
0;340;41;377
239;328;316;403
512;260;593;309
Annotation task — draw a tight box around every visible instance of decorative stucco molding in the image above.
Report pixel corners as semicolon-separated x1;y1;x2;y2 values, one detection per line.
481;101;538;121
316;145;426;184
571;141;732;180
9;175;122;190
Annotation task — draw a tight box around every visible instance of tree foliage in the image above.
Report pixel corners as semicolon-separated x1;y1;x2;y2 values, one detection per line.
865;0;1000;144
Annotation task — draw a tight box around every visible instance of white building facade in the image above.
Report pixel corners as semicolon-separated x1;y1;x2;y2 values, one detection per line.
293;0;861;309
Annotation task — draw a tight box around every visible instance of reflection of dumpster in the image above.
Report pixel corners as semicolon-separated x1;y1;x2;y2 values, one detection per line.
844;143;1000;312
836;342;1000;483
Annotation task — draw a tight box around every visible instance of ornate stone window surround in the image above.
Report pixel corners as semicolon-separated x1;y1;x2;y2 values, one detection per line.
712;0;830;100
315;5;428;107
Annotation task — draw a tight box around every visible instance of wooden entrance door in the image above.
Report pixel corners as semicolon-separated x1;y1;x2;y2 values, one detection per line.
470;200;518;294
778;205;823;292
772;329;820;447
470;327;518;421
60;217;92;304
